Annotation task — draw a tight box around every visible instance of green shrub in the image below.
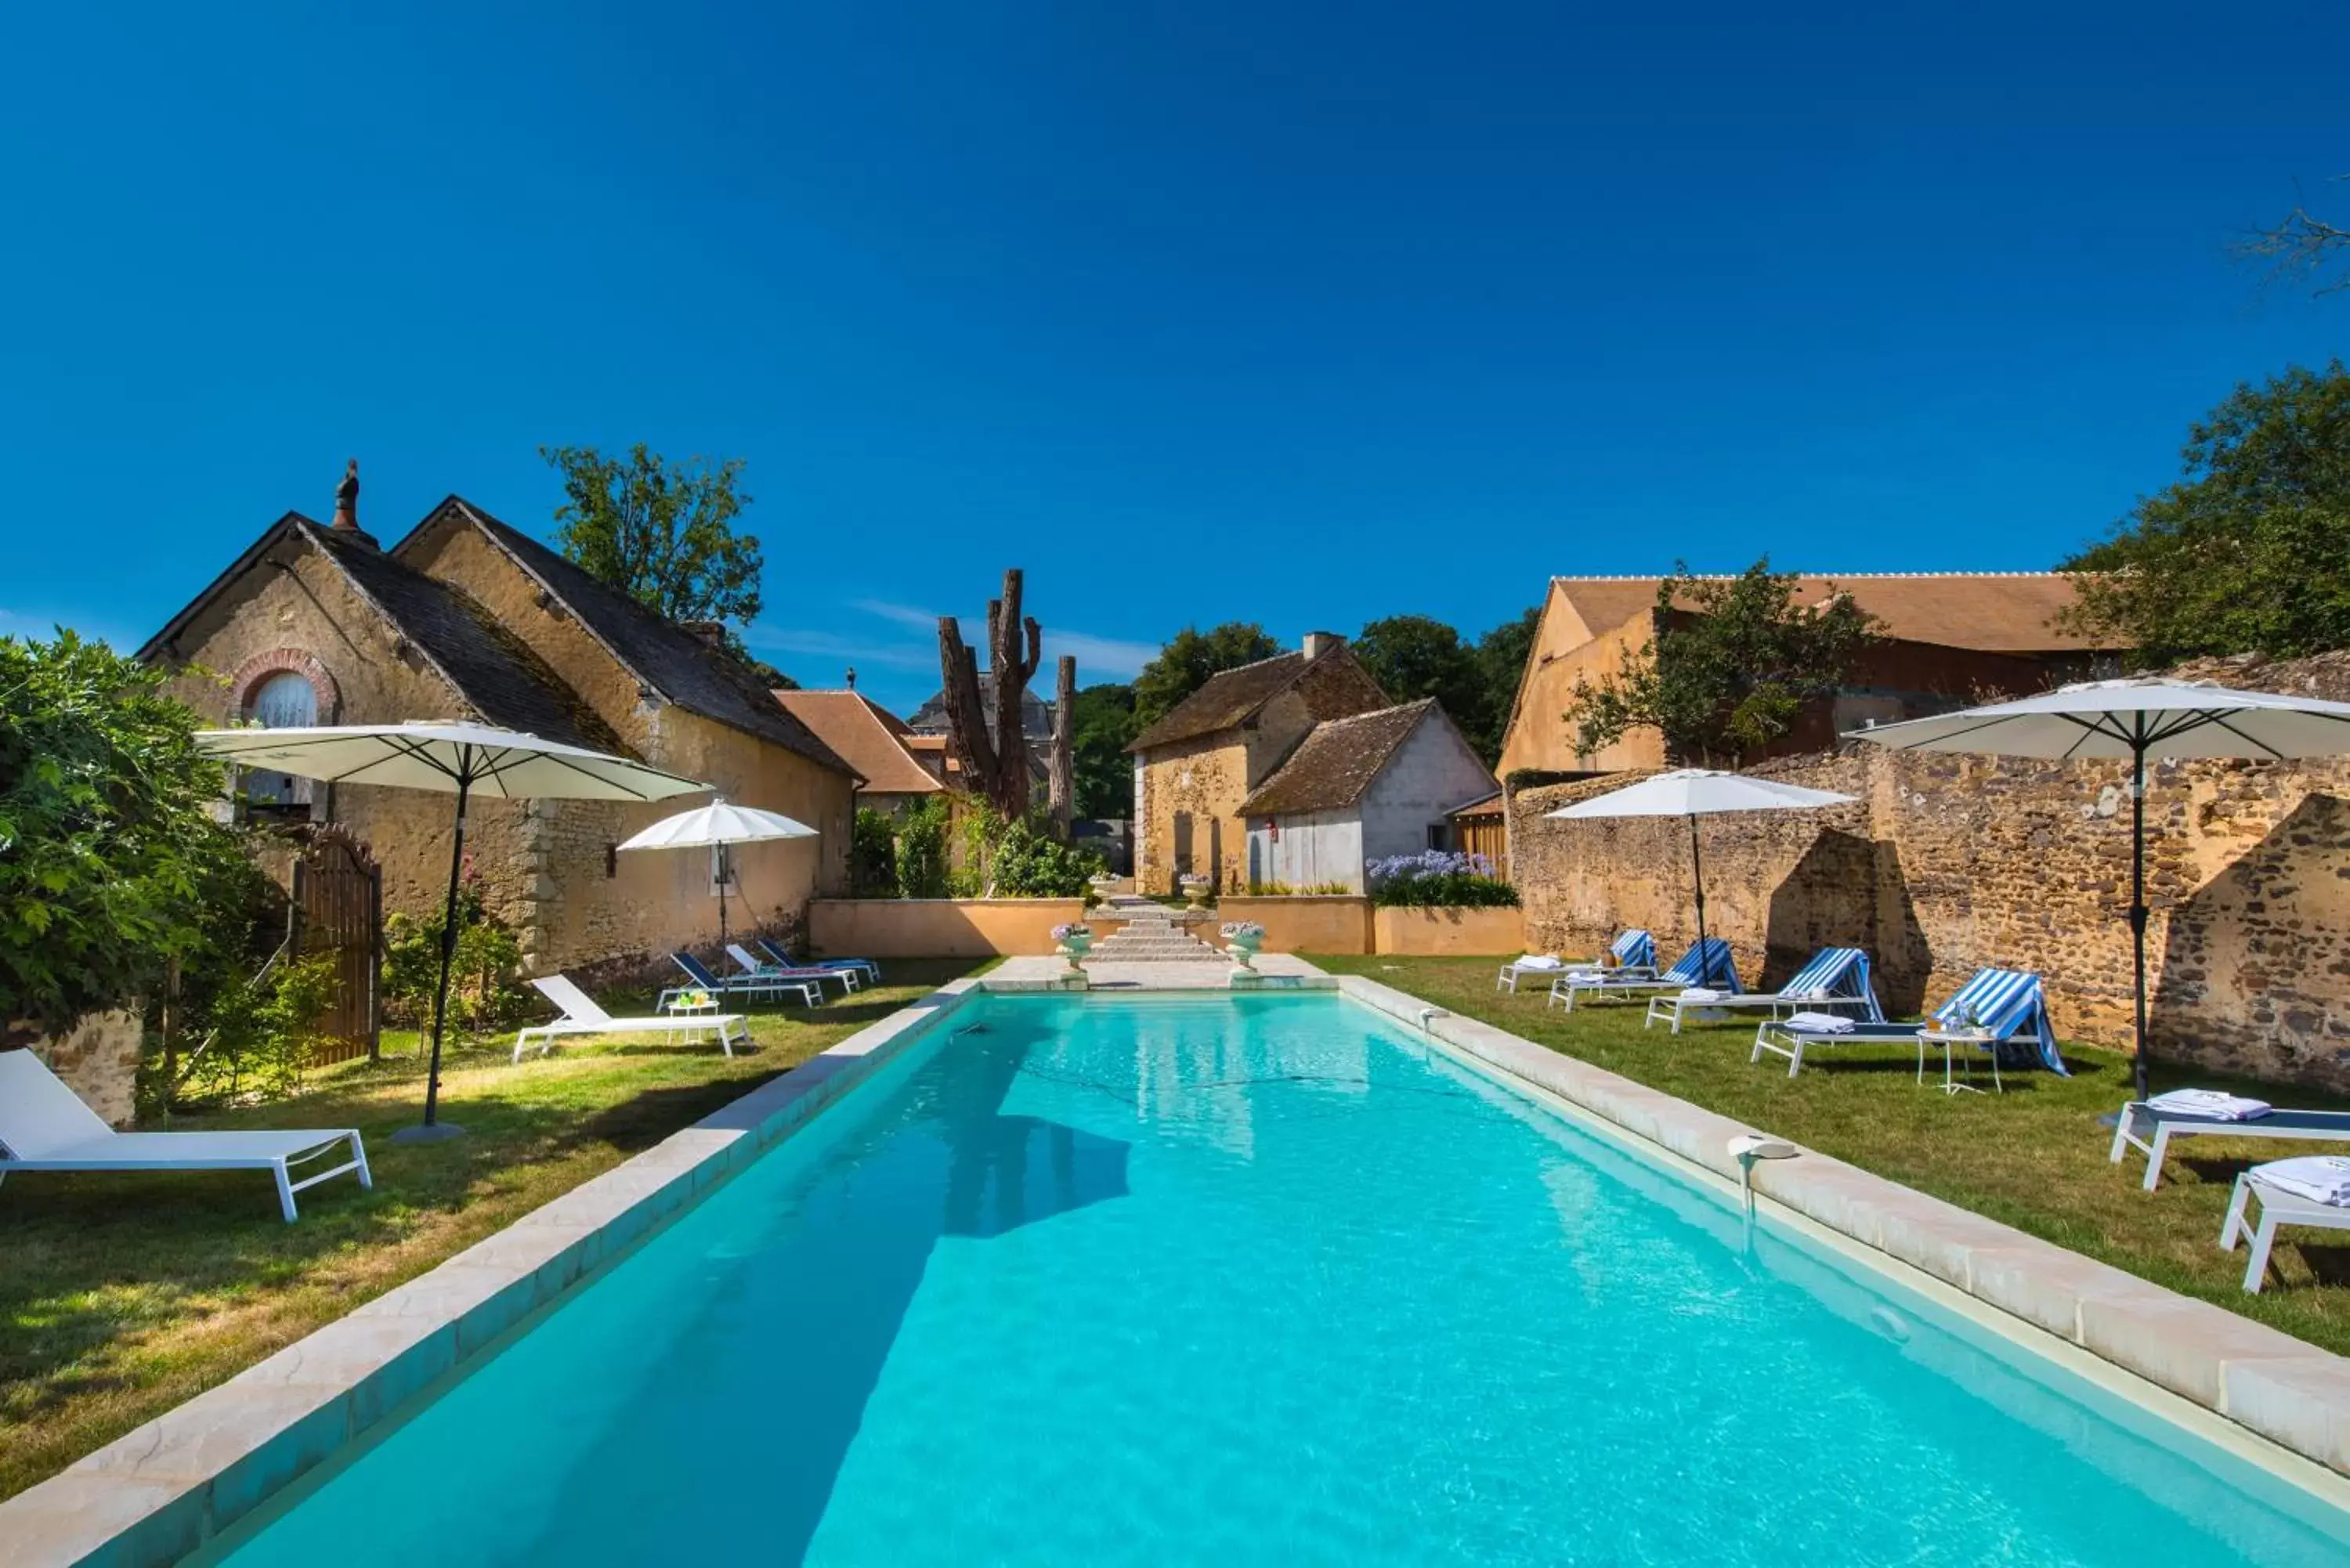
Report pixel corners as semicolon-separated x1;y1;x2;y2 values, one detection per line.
1245;880;1354;896
0;631;263;1035
175;952;340;1104
894;797;952;898
990;817;1104;897
851;807;901;897
383;879;527;1035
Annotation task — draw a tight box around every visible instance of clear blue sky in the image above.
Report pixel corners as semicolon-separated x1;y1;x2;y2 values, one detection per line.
2;2;2343;715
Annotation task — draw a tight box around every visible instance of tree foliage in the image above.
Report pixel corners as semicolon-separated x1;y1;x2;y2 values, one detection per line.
2061;362;2350;663
544;443;765;627
1470;606;1542;758
1071;682;1138;818
1354;613;1487;730
1563;560;1880;767
0;632;266;1035
1131;623;1281;728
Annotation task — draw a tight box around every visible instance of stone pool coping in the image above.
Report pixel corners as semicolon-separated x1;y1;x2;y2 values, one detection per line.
1335;974;2350;1486
13;971;2350;1565
0;980;987;1568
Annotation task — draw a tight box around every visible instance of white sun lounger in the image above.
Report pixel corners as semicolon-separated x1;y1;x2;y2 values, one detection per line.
2221;1165;2350;1293
1645;946;1882;1034
2109;1098;2350;1191
0;1050;370;1223
1499;930;1654;994
513;976;749;1064
725;942;858;996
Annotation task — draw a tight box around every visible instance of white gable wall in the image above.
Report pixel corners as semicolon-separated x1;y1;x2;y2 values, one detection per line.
1358;712;1501;866
1245;809;1364;891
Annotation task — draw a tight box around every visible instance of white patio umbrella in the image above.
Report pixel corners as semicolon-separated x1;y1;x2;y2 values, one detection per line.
196;722;709;1140
614;798;819;954
1847;678;2350;1100
1547;769;1857;987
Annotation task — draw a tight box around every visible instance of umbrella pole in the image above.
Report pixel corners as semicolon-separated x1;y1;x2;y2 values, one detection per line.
2130;746;2150;1102
1688;813;1714;985
718;844;730;954
403;772;470;1143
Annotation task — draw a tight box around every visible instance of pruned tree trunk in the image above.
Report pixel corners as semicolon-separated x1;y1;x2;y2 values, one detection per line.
937;568;1042;822
1048;654;1076;834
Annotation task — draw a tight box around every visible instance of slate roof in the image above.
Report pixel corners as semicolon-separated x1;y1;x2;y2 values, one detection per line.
138;514;625;754
906;674;1053;741
775;690;942;796
1547;573;2103;654
1238;699;1442;817
401;500;855;778
1127;651;1316;753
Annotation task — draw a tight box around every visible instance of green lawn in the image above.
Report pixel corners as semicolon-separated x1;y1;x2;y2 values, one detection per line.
1318;954;2350;1357
0;959;983;1501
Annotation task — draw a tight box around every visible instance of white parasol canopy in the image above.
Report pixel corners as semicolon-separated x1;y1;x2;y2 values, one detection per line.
1548;769;1857;987
616;800;819;952
1848;678;2350;1097
196;721;709;1140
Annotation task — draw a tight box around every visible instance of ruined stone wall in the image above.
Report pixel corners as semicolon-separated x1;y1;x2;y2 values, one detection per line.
1135;736;1252;894
1506;652;2350;1090
9;1011;145;1127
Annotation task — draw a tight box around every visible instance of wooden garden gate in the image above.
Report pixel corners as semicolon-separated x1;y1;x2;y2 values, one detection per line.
291;826;382;1064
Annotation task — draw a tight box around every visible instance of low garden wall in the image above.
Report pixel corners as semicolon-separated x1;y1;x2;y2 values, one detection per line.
809;898;1086;959
1216;895;1374;955
1372;905;1526;956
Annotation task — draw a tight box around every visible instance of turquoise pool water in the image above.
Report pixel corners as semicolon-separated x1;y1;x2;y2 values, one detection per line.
215;994;2348;1566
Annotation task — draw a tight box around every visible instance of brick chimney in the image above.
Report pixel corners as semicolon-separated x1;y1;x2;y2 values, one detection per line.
329;459;377;547
1301;630;1342;659
680;620;728;649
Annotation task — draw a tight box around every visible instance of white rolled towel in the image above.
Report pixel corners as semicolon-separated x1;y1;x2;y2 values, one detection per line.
2254;1155;2350;1207
1679;987;1726;1003
1785;1010;1856;1035
2147;1088;2272;1122
1513;954;1564;970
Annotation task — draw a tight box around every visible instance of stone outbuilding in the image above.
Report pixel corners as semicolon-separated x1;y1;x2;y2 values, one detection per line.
1126;633;1390;894
139;467;859;975
1238;699;1500;893
1495;572;2115;779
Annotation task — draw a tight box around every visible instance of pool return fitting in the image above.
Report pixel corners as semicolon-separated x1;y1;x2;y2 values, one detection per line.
1727;1132;1799;1219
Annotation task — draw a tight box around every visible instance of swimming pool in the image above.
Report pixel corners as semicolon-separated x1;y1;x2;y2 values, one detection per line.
209;992;2348;1566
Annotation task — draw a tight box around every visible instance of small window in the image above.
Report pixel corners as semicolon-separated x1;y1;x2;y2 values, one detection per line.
244;670;318;811
1426;822;1451;851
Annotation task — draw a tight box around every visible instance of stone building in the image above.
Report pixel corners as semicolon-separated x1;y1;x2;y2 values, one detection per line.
1126;634;1390;894
1495;573;2111;779
774;688;945;817
139;468;859;976
1237;699;1499;893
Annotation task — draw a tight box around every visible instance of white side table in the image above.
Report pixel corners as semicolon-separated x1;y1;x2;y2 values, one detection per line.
1918;1028;2001;1095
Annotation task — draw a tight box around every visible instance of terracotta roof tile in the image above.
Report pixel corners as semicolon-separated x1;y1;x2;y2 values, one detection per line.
1129;652;1312;752
774;690;940;795
1238;699;1441;816
1549;572;2106;653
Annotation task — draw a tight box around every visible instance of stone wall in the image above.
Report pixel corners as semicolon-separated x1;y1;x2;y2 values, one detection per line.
10;1010;145;1127
1505;652;2350;1089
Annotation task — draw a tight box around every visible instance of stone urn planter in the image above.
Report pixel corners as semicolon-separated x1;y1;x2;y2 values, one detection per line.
1051;922;1093;976
1221;920;1264;972
1180;875;1213;912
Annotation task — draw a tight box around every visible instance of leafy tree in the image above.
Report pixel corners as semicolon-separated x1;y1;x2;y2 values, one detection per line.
543;443;764;628
2061;363;2350;663
1131;623;1282;729
1071;682;1138;818
1471;606;1542;757
1353;613;1488;735
850;807;901;896
893;796;952;899
0;632;266;1036
1564;560;1880;767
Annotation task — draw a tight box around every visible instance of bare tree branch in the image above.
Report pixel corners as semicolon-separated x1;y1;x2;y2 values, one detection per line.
2237;176;2350;297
